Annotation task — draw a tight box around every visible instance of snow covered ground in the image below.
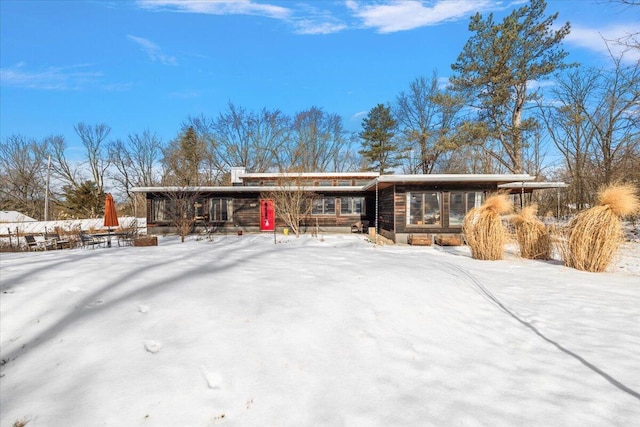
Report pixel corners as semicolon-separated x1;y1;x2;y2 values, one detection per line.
1;233;639;426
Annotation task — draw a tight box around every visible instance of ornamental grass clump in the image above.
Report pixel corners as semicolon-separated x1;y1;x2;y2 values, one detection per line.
565;184;640;272
463;193;513;260
511;204;551;260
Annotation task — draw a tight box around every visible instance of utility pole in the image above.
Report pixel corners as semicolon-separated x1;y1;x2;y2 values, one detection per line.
44;155;51;221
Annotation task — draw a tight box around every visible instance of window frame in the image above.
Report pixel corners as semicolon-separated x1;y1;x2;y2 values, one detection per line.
311;197;336;215
406;192;442;227
449;191;483;227
340;196;365;215
209;197;233;222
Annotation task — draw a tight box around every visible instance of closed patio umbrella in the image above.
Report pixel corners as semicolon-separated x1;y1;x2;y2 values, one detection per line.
103;193;119;247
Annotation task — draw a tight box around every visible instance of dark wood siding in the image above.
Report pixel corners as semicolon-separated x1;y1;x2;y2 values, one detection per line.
231;195;260;227
378;187;395;232
301;191;371;230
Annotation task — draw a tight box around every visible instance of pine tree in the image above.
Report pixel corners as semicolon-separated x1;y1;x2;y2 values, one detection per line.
450;0;572;173
359;104;399;174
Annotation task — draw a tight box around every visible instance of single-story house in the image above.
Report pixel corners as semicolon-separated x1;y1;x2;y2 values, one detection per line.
131;168;566;244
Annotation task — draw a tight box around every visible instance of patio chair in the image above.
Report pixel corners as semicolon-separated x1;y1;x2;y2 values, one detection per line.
24;235;56;251
351;220;369;233
117;229;136;247
45;233;71;249
80;233;106;249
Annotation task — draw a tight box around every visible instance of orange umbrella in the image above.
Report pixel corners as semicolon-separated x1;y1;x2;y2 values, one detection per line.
103;193;119;247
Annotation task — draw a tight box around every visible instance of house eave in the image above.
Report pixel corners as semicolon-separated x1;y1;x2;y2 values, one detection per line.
361;174;537;191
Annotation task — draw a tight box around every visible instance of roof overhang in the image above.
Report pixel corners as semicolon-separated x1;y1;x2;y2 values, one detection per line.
130;186;366;193
361;174;536;191
131;175;566;195
239;172;379;179
498;181;569;191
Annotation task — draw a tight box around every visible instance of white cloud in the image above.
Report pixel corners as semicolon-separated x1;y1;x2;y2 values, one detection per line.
294;20;347;35
566;24;640;65
138;0;350;35
527;79;556;91
351;111;368;121
346;0;492;33
136;0;291;20
0;63;103;90
127;35;178;66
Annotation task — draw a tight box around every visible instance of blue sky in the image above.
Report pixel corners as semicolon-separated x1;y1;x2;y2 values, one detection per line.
1;0;638;151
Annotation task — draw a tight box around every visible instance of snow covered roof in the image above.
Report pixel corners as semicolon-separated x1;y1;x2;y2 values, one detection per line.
0;211;37;222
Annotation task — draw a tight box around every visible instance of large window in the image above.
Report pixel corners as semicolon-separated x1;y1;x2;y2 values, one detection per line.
449;192;483;226
194;198;206;220
209;198;233;222
407;192;441;226
152;199;168;222
312;197;336;215
340;197;365;215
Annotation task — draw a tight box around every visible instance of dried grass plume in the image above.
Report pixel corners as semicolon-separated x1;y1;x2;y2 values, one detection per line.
511;204;551;260
564;184;640;272
463;193;513;260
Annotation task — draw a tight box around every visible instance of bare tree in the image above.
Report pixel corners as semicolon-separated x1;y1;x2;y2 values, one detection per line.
395;72;466;174
211;102;289;172
537;68;599;209
282;106;351;172
47;134;80;190
606;0;639;51
111;129;164;216
586;52;640;186
161;188;203;242
262;175;316;237
0;135;49;219
127;129;163;187
74;122;111;194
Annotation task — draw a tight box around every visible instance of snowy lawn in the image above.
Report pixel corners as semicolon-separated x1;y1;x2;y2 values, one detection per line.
1;234;639;426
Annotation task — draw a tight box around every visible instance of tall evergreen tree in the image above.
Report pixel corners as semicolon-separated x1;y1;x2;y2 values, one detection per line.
359;104;399;174
162;126;205;186
450;0;571;173
62;180;105;218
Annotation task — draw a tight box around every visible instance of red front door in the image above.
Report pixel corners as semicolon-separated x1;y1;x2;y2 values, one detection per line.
260;199;275;231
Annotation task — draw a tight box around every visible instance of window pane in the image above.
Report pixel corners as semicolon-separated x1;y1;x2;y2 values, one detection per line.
407;192;441;226
468;192;483;209
449;192;466;226
312;197;335;215
209;198;233;221
354;197;363;214
152;199;167;221
423;193;441;225
340;197;364;215
408;193;423;225
194;198;205;220
325;198;335;214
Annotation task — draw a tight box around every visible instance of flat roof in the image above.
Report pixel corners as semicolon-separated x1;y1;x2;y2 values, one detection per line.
131;174;567;194
498;181;568;189
239;172;380;179
130;186;366;193
361;174;536;191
